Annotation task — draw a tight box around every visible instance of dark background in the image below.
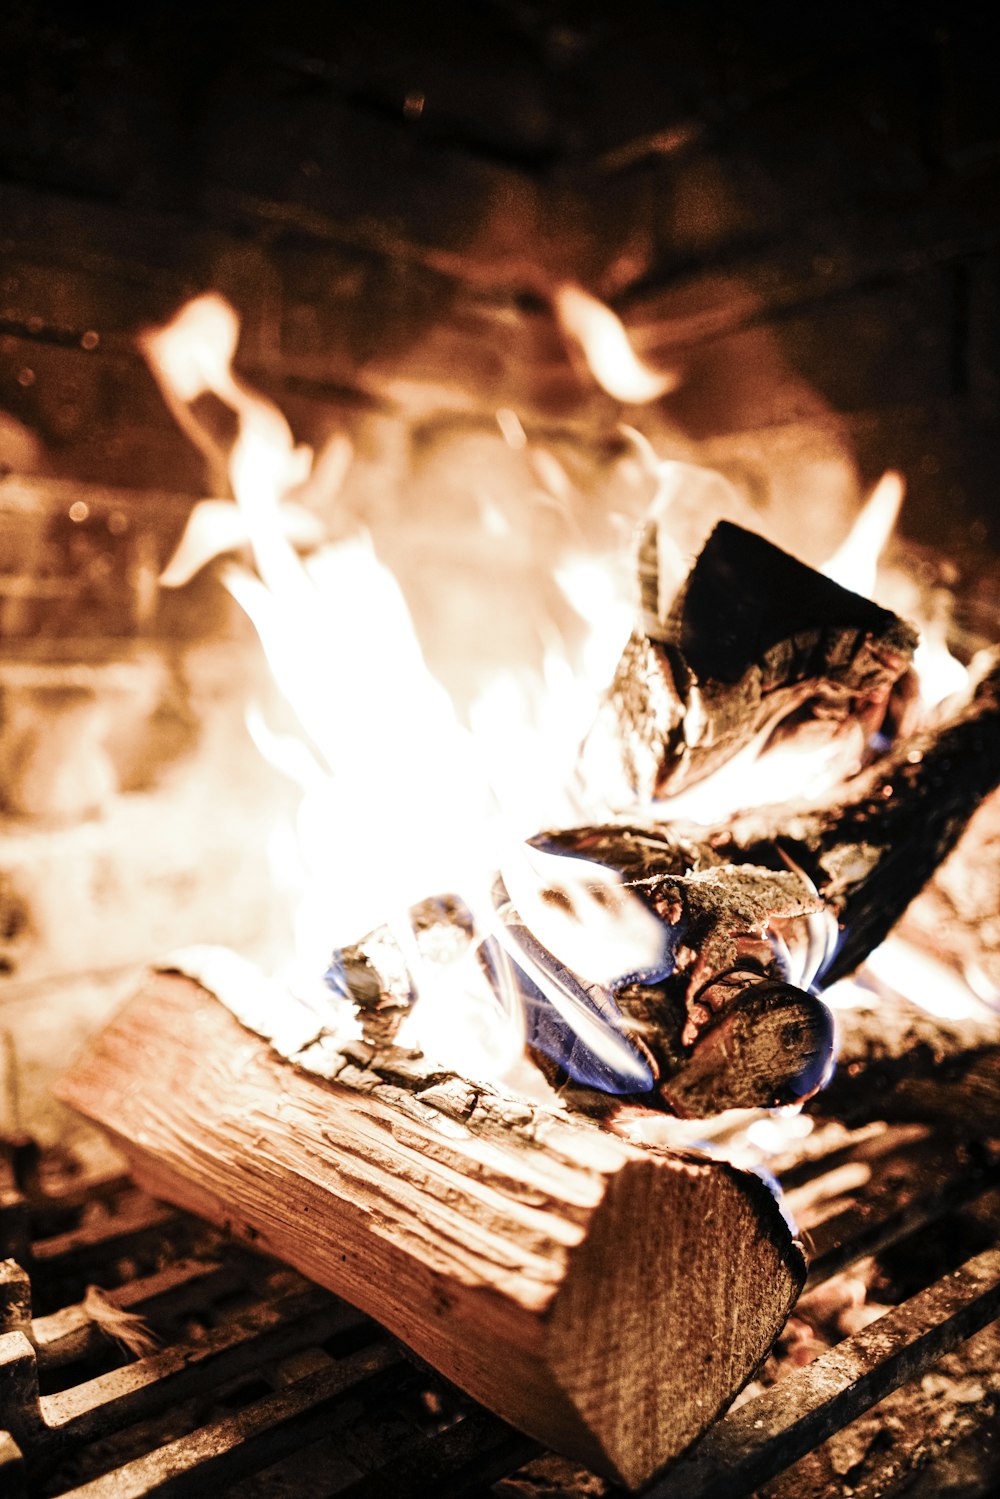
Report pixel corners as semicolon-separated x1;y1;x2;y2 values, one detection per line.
1;0;999;552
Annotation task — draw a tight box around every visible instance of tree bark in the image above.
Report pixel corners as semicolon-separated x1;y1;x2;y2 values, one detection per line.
55;967;805;1491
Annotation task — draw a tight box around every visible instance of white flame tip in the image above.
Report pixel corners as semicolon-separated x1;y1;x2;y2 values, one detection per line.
554;284;678;404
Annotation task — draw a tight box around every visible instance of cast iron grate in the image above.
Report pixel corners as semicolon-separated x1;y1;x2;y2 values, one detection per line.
1;1125;999;1499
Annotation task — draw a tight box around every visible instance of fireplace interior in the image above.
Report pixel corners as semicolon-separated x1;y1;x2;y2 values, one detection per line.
2;2;1000;1494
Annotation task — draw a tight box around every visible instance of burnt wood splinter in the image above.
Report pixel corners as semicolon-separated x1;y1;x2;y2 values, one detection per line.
56;966;806;1491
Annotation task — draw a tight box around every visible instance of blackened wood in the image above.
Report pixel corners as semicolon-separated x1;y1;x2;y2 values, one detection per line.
658;978;833;1118
583;521;917;803
55;971;806;1489
714;653;1000;984
526;823;834;1116
550;659;1000;1120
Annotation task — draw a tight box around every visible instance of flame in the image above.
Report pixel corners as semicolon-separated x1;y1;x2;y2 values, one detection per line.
860;934;987;1022
145;293;983;1103
662;733;858;825
821;470;904;597
820;468;968;709
912;613;969;709
145;294;665;1086
554;285;678;404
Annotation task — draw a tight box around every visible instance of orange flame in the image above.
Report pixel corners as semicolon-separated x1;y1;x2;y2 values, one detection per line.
821;470;904;597
144;293;983;1090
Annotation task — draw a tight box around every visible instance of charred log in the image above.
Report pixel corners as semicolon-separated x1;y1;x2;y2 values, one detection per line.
712;652;1000;985
538;658;1000;1121
55;967;806;1491
580;521;917;804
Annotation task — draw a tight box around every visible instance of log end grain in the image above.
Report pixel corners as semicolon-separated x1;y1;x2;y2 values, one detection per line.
55;973;805;1488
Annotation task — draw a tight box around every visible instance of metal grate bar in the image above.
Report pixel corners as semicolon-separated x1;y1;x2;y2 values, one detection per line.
58;1343;402;1499
31;1258;239;1369
30;1202;187;1275
2;1287;370;1459
332;1406;542;1499
789;1138;1000;1289
645;1246;1000;1499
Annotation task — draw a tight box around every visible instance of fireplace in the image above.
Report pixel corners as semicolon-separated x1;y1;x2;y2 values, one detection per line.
3;3;1000;1495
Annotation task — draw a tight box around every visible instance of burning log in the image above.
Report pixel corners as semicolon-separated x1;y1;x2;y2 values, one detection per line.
580;520;918;805
330;861;835;1119
519;838;835;1118
323;652;1000;1127
712;650;1000;984
56;966;807;1491
534;654;1000;1118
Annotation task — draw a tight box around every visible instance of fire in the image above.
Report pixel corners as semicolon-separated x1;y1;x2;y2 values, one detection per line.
145;290;985;1095
554;284;678;404
144;294;665;1084
821;470;904;597
821;467;969;710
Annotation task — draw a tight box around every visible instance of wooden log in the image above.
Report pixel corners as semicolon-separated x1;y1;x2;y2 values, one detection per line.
331;851;836;1117
579;521;917;805
808;993;1000;1136
55;969;806;1490
713;652;1000;985
536;658;1000;1118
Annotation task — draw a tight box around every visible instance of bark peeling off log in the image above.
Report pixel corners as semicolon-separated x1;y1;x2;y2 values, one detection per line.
580;522;917;805
56;971;806;1490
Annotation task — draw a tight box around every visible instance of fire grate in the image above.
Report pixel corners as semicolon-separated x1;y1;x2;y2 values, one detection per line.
1;1125;999;1499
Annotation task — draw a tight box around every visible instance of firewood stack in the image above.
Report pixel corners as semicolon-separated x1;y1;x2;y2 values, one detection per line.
57;519;1000;1488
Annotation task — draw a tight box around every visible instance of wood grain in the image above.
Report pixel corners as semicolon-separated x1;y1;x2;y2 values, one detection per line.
56;972;805;1489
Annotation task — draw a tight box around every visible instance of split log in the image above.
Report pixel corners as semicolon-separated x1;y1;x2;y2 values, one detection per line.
55;966;806;1491
808;994;1000;1136
712;651;1000;985
579;521;917;805
535;657;1000;1118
